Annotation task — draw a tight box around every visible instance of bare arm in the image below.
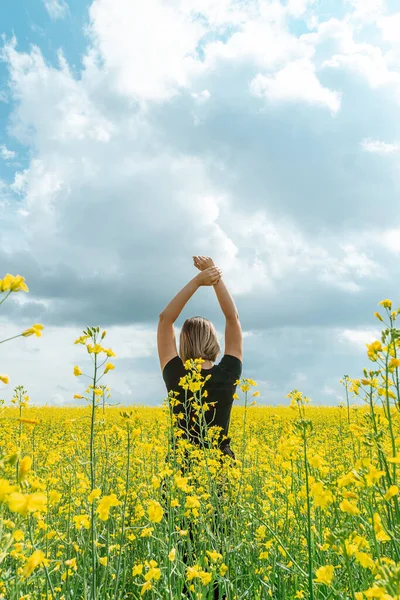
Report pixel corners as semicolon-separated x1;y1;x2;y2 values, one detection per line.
157;267;222;370
213;278;239;320
214;279;242;361
159;276;200;324
193;256;242;361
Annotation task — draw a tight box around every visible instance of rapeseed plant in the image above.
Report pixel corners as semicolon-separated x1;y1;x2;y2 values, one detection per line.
0;287;399;598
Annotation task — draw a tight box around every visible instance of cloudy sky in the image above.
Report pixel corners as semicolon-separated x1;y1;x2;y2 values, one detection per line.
1;0;399;407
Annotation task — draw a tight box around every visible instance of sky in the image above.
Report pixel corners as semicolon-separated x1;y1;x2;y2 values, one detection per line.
1;0;400;408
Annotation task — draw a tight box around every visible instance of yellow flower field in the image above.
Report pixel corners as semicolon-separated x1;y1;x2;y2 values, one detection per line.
0;276;399;599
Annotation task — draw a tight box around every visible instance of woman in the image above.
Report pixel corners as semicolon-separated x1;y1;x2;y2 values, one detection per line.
158;256;242;599
157;255;243;460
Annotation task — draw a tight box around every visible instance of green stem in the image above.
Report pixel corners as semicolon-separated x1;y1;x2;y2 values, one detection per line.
0;333;23;345
114;423;131;599
90;349;98;600
303;431;315;600
0;290;12;306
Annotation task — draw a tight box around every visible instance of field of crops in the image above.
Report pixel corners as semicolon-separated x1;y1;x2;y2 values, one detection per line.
0;276;399;599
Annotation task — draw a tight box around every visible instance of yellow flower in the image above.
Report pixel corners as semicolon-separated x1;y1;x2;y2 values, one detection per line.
73;514;90;530
364;585;391;598
104;363;115;374
74;394;84;399
144;566;161;582
0;274;29;293
18;456;32;481
168;548;176;561
373;513;390;542
96;494;121;521
74;335;90;345
314;565;334;586
140;581;152;595
73;366;83;377
49;491;62;505
199;571;212;585
13;529;24;541
22;324;44;337
355;551;375;569
185;496;200;509
365;465;385;487
379;299;392;309
233;393;239;400
23;550;45;578
132;564;143;576
148;500;163;523
383;485;399;501
65;557;77;571
18;418;40;425
206;549;222;562
366;340;382;361
339;499;360;515
310;482;333;509
186;565;202;581
99;557;108;567
0;375;9;385
88;489;101;504
87;343;104;354
7;492;47;515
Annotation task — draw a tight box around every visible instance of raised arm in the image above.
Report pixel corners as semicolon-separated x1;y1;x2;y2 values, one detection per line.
157;266;222;370
193;256;242;362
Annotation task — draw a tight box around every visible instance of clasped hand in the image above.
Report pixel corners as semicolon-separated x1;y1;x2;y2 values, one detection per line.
193;255;221;286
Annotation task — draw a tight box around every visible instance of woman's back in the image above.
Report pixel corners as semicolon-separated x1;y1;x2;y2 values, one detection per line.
163;354;242;450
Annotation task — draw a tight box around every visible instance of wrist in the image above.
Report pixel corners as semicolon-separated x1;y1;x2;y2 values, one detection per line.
193;274;201;288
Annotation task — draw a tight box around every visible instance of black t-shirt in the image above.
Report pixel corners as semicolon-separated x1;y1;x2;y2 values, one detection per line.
162;354;242;450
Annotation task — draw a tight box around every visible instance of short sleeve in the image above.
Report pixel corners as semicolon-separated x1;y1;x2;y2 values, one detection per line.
162;355;185;391
218;354;242;381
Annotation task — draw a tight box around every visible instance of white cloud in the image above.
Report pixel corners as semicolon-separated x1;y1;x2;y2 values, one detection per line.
324;44;400;89
322;385;336;396
378;13;400;44
2;0;399;408
204;18;313;70
191;90;211;104
88;0;205;102
301;18;355;54
286;0;317;18
361;138;400;154
339;328;381;349
0;145;16;161
216;211;382;295
182;0;259;27
250;58;341;113
347;0;386;23
380;229;400;253
0;321;156;406
303;17;400;100
292;371;308;383
87;0;319;104
43;0;69;20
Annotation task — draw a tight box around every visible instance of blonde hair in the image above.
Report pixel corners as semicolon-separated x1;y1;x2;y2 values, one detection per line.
179;316;220;363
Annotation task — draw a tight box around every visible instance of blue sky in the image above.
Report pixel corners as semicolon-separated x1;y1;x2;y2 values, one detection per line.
1;0;400;407
0;0;89;182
